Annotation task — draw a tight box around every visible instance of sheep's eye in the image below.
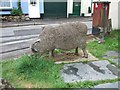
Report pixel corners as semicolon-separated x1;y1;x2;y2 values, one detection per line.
37;41;40;43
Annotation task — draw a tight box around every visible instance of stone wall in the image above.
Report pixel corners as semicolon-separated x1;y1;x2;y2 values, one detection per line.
1;15;30;22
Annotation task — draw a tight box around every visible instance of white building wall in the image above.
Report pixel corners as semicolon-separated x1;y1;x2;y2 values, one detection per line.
118;1;120;29
68;0;92;17
109;0;119;29
67;0;73;18
40;0;44;13
68;0;73;14
81;0;92;16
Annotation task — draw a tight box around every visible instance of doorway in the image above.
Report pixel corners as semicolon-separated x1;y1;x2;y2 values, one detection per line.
28;0;40;18
72;2;81;16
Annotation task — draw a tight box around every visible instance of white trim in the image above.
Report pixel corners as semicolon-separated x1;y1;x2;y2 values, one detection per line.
0;0;12;9
67;0;73;18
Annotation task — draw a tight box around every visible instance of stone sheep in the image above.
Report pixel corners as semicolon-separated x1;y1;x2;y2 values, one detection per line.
31;22;88;58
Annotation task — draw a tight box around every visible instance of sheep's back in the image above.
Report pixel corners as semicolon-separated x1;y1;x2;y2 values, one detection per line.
54;22;87;50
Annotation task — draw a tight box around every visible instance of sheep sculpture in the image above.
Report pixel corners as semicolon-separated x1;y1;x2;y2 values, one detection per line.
31;22;88;58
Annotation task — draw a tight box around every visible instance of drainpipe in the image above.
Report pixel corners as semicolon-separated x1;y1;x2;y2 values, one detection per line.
91;0;93;14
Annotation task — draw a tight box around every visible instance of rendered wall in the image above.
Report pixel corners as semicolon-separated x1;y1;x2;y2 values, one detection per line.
40;0;44;13
21;0;28;14
67;0;73;18
0;0;17;15
81;0;91;16
0;0;44;15
21;0;44;14
109;0;119;29
118;1;120;29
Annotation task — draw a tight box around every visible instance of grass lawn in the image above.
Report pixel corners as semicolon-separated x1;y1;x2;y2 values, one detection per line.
87;30;119;59
1;30;120;88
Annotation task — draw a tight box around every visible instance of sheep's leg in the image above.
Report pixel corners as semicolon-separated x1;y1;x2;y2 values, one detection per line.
82;47;88;58
49;49;54;57
75;47;79;56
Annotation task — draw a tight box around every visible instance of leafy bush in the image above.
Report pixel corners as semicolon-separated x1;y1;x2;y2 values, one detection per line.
11;8;22;16
17;0;22;16
10;0;22;16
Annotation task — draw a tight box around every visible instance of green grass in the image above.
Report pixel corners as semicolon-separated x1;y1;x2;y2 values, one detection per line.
2;55;64;88
1;54;119;88
2;54;95;88
87;30;119;58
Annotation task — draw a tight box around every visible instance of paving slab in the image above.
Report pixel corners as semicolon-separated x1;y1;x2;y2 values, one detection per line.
14;29;41;36
103;51;119;58
111;58;120;65
94;82;119;88
106;64;120;76
0;48;31;60
1;28;14;37
0;35;38;43
61;60;118;83
0;38;36;54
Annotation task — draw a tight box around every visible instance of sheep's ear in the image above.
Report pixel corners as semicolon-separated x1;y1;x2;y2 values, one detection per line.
36;39;41;43
41;26;45;30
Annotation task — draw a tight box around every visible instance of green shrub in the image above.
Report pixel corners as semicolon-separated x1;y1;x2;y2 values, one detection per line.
17;0;22;16
10;0;22;16
11;8;22;16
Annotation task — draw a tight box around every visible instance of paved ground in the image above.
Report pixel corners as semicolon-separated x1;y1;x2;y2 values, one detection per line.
94;82;119;88
61;60;118;82
1;17;92;28
60;51;120;89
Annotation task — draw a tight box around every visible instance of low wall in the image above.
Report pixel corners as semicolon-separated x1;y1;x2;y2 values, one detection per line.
1;15;30;22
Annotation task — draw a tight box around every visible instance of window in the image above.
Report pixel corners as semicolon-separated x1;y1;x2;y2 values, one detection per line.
0;0;12;9
30;0;37;6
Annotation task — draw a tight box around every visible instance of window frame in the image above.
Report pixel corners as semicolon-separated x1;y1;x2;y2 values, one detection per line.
0;0;12;9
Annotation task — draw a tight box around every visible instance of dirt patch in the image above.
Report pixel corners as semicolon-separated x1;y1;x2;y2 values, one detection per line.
48;50;99;64
86;35;101;43
25;83;33;88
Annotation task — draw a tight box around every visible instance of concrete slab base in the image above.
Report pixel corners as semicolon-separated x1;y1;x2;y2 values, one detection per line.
61;60;118;83
94;82;119;88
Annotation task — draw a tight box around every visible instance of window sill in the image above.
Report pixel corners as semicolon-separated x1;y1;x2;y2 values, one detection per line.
0;7;12;10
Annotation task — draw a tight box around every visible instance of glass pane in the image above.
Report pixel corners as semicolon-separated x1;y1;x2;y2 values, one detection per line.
0;0;10;7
